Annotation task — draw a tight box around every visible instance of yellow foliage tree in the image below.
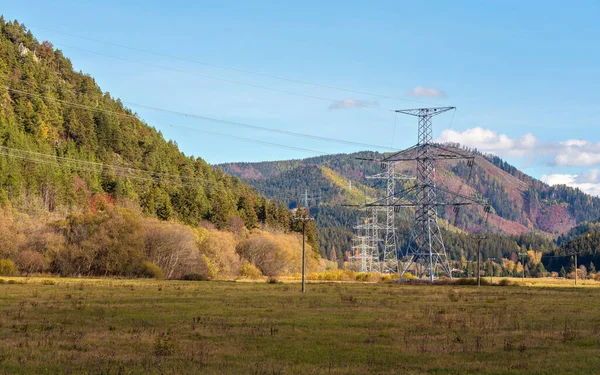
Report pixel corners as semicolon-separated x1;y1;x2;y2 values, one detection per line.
515;261;524;275
236;229;323;277
527;250;543;267
502;258;515;274
197;229;241;279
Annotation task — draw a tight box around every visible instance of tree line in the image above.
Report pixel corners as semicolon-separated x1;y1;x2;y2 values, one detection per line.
0;204;325;279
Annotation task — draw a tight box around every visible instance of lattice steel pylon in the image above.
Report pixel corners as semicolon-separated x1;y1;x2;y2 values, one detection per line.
351;235;370;272
351;212;382;272
375;107;487;282
404;107;452;281
366;162;411;273
367;206;383;272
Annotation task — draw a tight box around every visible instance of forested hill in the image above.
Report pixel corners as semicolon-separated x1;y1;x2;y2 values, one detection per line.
0;18;293;230
220;148;600;237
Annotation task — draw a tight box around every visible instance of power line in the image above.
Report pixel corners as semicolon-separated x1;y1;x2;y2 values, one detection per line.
2;86;400;153
447;107;457;129
30;24;433;106
54;43;394;112
2;75;396;150
0;146;235;191
3;86;328;155
0;146;213;183
128;102;399;151
165;123;327;155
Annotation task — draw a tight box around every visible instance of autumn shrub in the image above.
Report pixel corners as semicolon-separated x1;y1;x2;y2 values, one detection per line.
271;232;320;274
0;209;29;259
56;206;145;277
139;261;164;279
143;219;197;279
236;234;287;277
0;259;16;276
594;273;600;282
308;269;356;281
239;261;263;279
15;250;45;276
197;229;241;279
355;272;381;282
309;270;338;281
380;273;396;282
237;230;320;277
402;272;416;279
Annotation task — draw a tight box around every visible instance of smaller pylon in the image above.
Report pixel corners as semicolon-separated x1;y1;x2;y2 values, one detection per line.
351;214;381;272
366;161;413;273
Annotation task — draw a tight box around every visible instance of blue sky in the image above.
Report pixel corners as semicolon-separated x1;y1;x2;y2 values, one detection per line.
3;1;600;193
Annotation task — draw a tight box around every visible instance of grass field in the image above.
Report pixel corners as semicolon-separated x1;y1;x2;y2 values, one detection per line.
1;277;599;374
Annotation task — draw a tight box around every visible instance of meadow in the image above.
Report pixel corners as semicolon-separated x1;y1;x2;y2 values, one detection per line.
0;277;599;374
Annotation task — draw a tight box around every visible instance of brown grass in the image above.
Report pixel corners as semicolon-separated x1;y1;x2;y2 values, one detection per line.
0;276;599;374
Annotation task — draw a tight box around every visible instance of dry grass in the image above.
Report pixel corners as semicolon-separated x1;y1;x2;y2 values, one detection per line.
492;276;600;287
0;276;599;374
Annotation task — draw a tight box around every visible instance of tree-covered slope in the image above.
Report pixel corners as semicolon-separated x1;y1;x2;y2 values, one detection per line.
221;147;600;237
247;164;377;208
0;18;291;230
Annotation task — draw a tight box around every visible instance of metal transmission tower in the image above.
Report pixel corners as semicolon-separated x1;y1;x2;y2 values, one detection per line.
398;107;454;280
300;189;320;210
369;107;489;281
351;235;371;272
351;211;382;272
367;207;383;272
366;162;410;273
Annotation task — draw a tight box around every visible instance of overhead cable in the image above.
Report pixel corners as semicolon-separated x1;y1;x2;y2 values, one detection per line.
3;86;399;153
31;24;433;105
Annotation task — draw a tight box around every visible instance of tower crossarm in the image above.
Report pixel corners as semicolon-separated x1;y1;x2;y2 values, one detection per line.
394;107;455;117
361;184;418;208
369;185;488;208
383;143;474;162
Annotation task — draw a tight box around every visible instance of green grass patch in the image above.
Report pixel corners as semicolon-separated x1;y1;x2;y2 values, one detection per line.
0;277;599;374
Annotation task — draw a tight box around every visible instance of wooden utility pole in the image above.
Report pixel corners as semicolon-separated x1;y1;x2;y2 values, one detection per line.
520;252;526;282
295;204;314;293
302;219;306;293
489;257;496;283
477;246;481;287
472;235;486;287
574;252;578;287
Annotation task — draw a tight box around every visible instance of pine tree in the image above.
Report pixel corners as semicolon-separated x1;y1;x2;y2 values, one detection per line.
559;266;566;278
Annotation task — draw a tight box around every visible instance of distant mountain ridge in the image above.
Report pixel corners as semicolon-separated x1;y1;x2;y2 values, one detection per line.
220;147;600;237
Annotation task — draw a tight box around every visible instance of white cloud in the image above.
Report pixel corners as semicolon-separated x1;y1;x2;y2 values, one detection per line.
553;141;600;166
407;86;447;98
579;169;600;183
436;127;538;157
560;139;589;147
437;127;600;167
541;170;600;197
540;173;577;186
328;98;377;110
435;125;600;196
